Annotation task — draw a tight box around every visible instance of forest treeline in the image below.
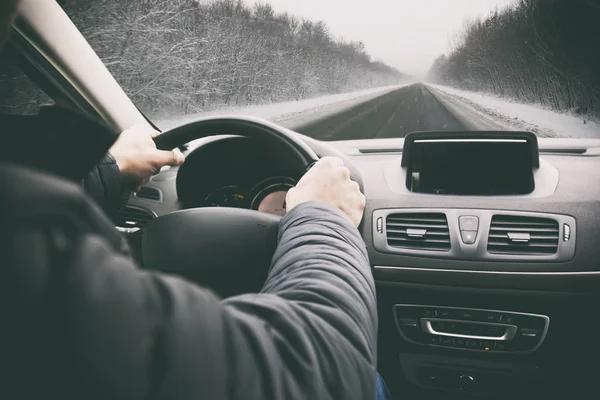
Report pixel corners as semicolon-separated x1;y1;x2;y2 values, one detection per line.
427;0;600;117
52;0;405;117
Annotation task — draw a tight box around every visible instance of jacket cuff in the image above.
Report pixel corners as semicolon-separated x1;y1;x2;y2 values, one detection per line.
280;201;358;237
83;152;122;222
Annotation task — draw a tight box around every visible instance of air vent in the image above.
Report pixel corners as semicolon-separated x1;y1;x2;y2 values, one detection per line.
488;215;559;255
117;206;155;229
386;213;450;251
135;186;162;201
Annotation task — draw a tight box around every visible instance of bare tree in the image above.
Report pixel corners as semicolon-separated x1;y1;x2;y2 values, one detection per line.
427;0;600;117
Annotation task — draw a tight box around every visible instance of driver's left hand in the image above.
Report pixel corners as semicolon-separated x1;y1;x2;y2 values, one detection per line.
109;124;185;191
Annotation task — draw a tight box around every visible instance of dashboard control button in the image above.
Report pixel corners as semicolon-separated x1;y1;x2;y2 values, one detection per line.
564;223;571;241
459;216;479;231
481;341;494;351
458;310;478;320
430;336;442;345
484;313;501;323
394;305;549;354
485;325;506;336
500;314;515;323
399;319;418;329
431;321;446;331
376;217;383;233
459;374;475;392
423;308;437;317
495;342;507;351
520;328;540;338
437;309;453;318
461;230;477;244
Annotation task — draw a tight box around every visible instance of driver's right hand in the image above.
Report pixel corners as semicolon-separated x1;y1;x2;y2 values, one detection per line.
285;156;365;227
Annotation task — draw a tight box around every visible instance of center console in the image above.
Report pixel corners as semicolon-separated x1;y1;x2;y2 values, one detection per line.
390;304;550;396
365;131;600;398
394;305;549;354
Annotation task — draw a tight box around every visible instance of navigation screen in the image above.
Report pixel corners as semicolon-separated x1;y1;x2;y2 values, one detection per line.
408;140;534;195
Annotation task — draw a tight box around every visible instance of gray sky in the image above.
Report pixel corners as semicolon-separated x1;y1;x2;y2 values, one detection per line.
250;0;517;76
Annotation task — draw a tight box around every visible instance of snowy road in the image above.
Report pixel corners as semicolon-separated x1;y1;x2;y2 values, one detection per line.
292;83;599;140
157;82;599;141
293;83;466;140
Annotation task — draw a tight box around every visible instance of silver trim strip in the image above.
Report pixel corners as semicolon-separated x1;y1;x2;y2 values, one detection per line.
375;265;600;276
414;139;526;143
116;206;158;230
421;318;518;341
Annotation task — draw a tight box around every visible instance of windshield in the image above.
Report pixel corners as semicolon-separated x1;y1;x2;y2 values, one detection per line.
60;0;599;140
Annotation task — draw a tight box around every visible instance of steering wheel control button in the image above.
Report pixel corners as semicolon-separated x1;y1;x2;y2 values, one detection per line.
461;231;477;245
459;216;479;231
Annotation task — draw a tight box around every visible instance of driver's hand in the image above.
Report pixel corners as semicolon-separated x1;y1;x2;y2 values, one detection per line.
286;157;365;227
109;124;185;190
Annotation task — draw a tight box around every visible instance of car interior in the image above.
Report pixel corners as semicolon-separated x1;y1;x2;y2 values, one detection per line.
4;1;600;399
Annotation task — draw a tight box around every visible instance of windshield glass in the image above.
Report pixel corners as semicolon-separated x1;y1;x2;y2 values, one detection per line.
59;0;599;140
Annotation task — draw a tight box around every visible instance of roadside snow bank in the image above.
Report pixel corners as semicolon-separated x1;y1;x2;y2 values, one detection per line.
427;83;600;139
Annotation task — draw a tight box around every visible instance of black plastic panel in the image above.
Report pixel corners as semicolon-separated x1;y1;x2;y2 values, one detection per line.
401;131;540;168
399;353;542;396
386;156;559;198
393;304;550;355
355;151;600;273
373;208;576;262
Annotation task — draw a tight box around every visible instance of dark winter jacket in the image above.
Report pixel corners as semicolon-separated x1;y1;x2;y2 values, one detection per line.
0;163;377;400
83;151;122;221
0;105;123;218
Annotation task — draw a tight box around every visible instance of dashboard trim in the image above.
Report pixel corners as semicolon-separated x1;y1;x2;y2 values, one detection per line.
374;266;600;293
373;208;576;262
374;266;600;276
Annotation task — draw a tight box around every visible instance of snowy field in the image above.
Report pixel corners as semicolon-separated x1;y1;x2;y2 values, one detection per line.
155;83;412;131
427;83;600;139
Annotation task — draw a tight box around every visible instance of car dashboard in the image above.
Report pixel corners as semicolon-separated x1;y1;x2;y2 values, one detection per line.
123;132;600;399
174;136;301;215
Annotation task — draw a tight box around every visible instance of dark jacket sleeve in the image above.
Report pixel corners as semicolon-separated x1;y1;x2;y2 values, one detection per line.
83;152;122;221
65;202;376;399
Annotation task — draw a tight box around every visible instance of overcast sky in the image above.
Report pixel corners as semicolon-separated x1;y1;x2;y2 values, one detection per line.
250;0;517;76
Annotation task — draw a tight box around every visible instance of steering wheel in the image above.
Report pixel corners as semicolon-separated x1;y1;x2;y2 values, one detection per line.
141;116;319;298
